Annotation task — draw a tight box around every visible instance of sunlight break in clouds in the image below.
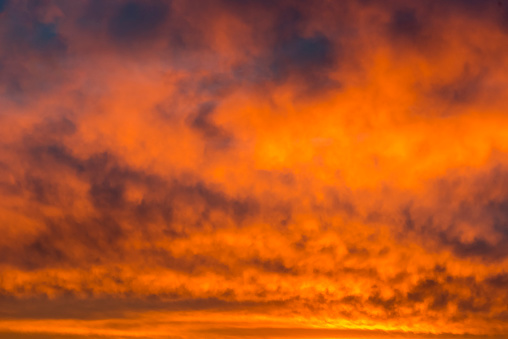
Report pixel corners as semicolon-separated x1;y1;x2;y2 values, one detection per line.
0;0;508;338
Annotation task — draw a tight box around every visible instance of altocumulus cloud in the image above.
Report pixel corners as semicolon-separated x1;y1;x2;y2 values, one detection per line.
0;0;508;338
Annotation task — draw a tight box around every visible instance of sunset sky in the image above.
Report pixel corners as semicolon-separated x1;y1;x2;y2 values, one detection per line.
1;0;508;338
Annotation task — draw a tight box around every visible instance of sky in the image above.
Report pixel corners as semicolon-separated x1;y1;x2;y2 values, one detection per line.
1;0;508;338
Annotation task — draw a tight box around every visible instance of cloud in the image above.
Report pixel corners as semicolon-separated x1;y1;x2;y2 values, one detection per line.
388;8;423;40
0;0;508;338
108;0;171;41
387;165;508;262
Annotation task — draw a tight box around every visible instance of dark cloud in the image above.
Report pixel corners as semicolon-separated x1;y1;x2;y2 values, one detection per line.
430;291;450;311
0;292;297;322
485;272;508;288
145;249;231;275
367;291;400;316
318;187;357;217
346;246;370;259
0;120;264;270
220;0;305;35
0;2;70;104
197;73;235;97
0;4;67;55
407;278;451;309
249;257;296;275
89;178;125;209
457;297;491;314
20;126;257;225
222;0;289;12
385;166;508;262
439;233;508;262
389;8;423;39
189;102;232;149
212;3;344;93
31;22;66;52
108;0;170;41
0;0;8;13
272;6;305;41
429;65;497;110
436;0;497;16
268;32;340;92
6;214;125;270
23;173;61;205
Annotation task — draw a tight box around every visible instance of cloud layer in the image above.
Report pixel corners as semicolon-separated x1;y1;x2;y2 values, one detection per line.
1;0;508;337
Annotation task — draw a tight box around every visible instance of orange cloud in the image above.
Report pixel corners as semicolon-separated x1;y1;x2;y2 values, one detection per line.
0;0;508;338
